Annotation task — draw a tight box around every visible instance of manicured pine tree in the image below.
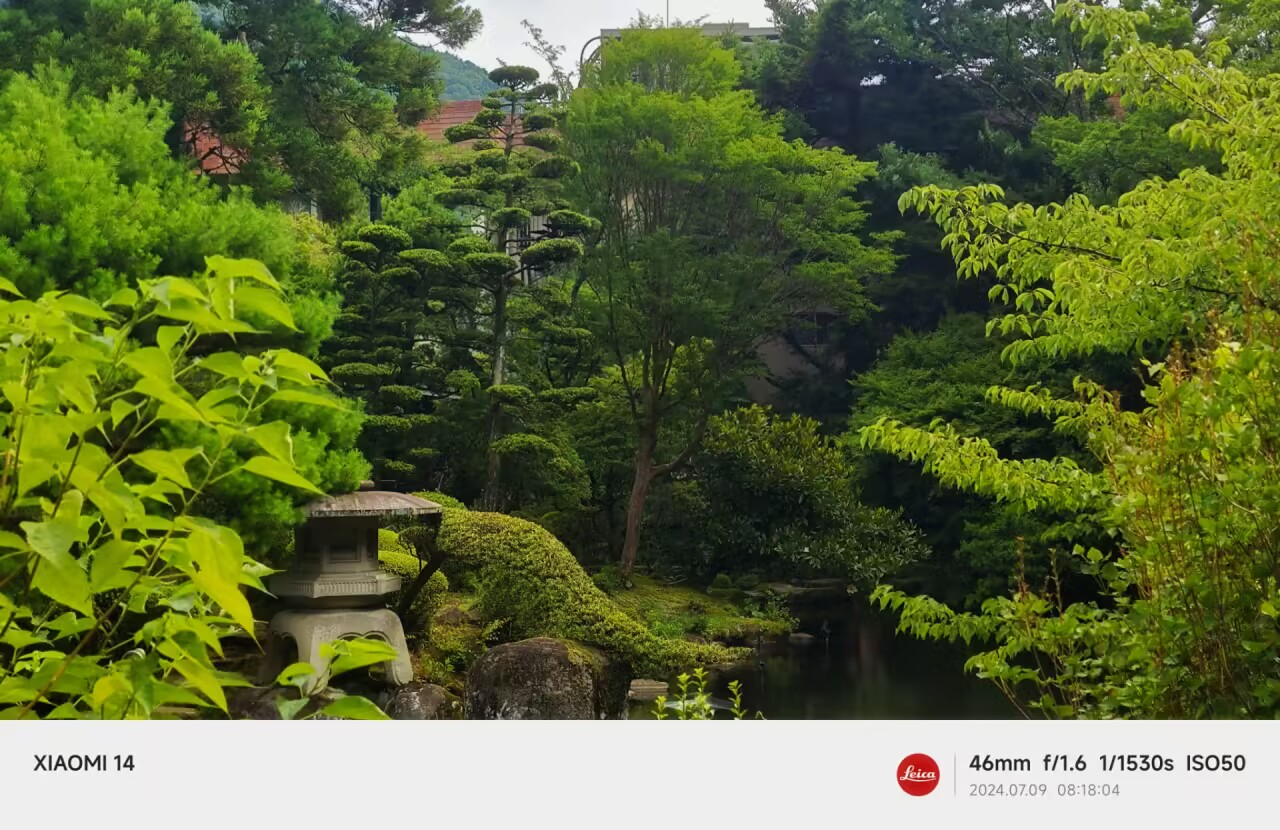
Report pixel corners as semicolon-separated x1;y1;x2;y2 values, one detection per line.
434;63;598;507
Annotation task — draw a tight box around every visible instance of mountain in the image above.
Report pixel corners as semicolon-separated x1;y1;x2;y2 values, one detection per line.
427;48;498;101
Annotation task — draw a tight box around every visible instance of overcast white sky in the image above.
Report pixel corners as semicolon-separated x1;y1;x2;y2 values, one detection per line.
434;0;774;75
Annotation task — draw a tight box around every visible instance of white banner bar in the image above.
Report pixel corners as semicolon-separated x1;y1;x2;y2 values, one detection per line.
1;720;1270;828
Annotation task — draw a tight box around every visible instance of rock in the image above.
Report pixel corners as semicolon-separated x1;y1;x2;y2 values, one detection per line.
628;679;669;702
465;637;630;720
227;686;285;720
433;605;481;627
386;681;462;720
789;632;817;647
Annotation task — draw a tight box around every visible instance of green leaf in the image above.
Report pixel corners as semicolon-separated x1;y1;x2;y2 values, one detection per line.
198;352;250;381
186;526;256;635
123;347;173;383
104;288;138;308
172;655;228;713
0;277;22;297
90;539;140;593
129;448;198;489
270;350;329;382
22;517;93;616
133;378;207;422
235;286;297;331
54;294;112;320
241;455;325;495
247;422;294;465
319;696;390;720
205;256;281;290
276;662;317;689
276;697;310;720
323;638;398;677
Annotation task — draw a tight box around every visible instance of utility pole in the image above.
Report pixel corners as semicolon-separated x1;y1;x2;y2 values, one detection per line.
666;0;670;26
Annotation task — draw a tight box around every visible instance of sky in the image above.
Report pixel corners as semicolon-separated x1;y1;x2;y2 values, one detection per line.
432;0;775;75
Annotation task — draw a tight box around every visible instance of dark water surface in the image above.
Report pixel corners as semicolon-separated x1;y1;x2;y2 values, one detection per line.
631;598;1017;720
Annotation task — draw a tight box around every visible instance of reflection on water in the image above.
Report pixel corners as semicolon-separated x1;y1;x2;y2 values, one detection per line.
632;598;1017;720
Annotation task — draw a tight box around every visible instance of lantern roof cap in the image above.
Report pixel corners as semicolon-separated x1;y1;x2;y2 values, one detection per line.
303;482;442;519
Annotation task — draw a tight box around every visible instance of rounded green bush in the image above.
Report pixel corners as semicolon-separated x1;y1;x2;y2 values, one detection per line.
437;510;748;676
413;490;467;510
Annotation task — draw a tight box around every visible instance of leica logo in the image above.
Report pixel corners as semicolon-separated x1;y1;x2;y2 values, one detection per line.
896;754;941;796
900;765;937;782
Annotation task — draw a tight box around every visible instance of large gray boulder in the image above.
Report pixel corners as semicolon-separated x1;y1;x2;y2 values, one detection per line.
465;638;630;720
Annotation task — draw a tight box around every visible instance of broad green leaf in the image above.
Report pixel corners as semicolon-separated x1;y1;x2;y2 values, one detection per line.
205;256;281;290
185;525;254;634
172;656;227;713
323;638;398;677
247;422;294;464
104;287;138;308
133;378;206;422
270;350;329;382
241;455;325;495
276;662;317;689
156;325;186;356
54;294;112;320
128;448;197;489
235;286;297;331
276;697;310;720
0;277;22;297
198;352;250;381
22;518;93;615
319;695;391;721
110;399;139;429
123;347;173;383
90;539;140;592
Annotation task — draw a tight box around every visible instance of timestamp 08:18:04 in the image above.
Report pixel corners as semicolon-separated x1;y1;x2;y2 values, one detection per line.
967;783;1121;798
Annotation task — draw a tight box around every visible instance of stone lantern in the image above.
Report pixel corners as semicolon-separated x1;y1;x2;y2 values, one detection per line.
262;482;442;692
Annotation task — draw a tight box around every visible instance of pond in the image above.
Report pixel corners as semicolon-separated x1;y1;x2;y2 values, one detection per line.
629;597;1017;720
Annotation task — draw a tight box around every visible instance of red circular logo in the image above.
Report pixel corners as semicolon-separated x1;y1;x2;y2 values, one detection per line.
897;753;940;796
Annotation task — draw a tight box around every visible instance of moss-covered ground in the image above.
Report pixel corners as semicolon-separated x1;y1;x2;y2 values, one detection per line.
607;575;794;643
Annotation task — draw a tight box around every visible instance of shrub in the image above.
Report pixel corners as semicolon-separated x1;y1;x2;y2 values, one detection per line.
378;550;449;631
436;509;747;676
414;491;468;511
0;258;362;719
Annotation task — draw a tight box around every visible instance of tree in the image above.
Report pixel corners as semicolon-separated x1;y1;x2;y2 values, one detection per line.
653;405;927;585
433;63;593;507
0;0;269;164
565;32;895;580
209;0;451;219
335;0;482;46
862;3;1280;717
0;70;367;555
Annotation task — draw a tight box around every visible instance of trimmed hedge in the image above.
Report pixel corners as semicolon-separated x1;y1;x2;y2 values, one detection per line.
436;509;748;676
378;547;449;629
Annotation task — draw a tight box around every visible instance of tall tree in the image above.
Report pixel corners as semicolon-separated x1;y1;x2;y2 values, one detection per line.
433;64;594;507
565;32;895;580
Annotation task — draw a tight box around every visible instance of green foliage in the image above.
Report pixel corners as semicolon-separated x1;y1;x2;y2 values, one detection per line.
435;509;747;676
0;0;269;158
377;548;449;632
588;26;742;97
569;57;895;573
0;258;351;719
868;5;1280;718
652;669;759;720
654;406;926;585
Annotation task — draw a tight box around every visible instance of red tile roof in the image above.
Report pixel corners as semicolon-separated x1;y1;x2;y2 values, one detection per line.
418;100;486;142
187;122;248;175
417;100;527;148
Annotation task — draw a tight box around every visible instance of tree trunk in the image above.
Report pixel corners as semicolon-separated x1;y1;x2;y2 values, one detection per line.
481;284;509;508
619;418;658;582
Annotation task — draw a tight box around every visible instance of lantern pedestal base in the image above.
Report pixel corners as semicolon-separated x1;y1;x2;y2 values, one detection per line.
263;608;414;693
